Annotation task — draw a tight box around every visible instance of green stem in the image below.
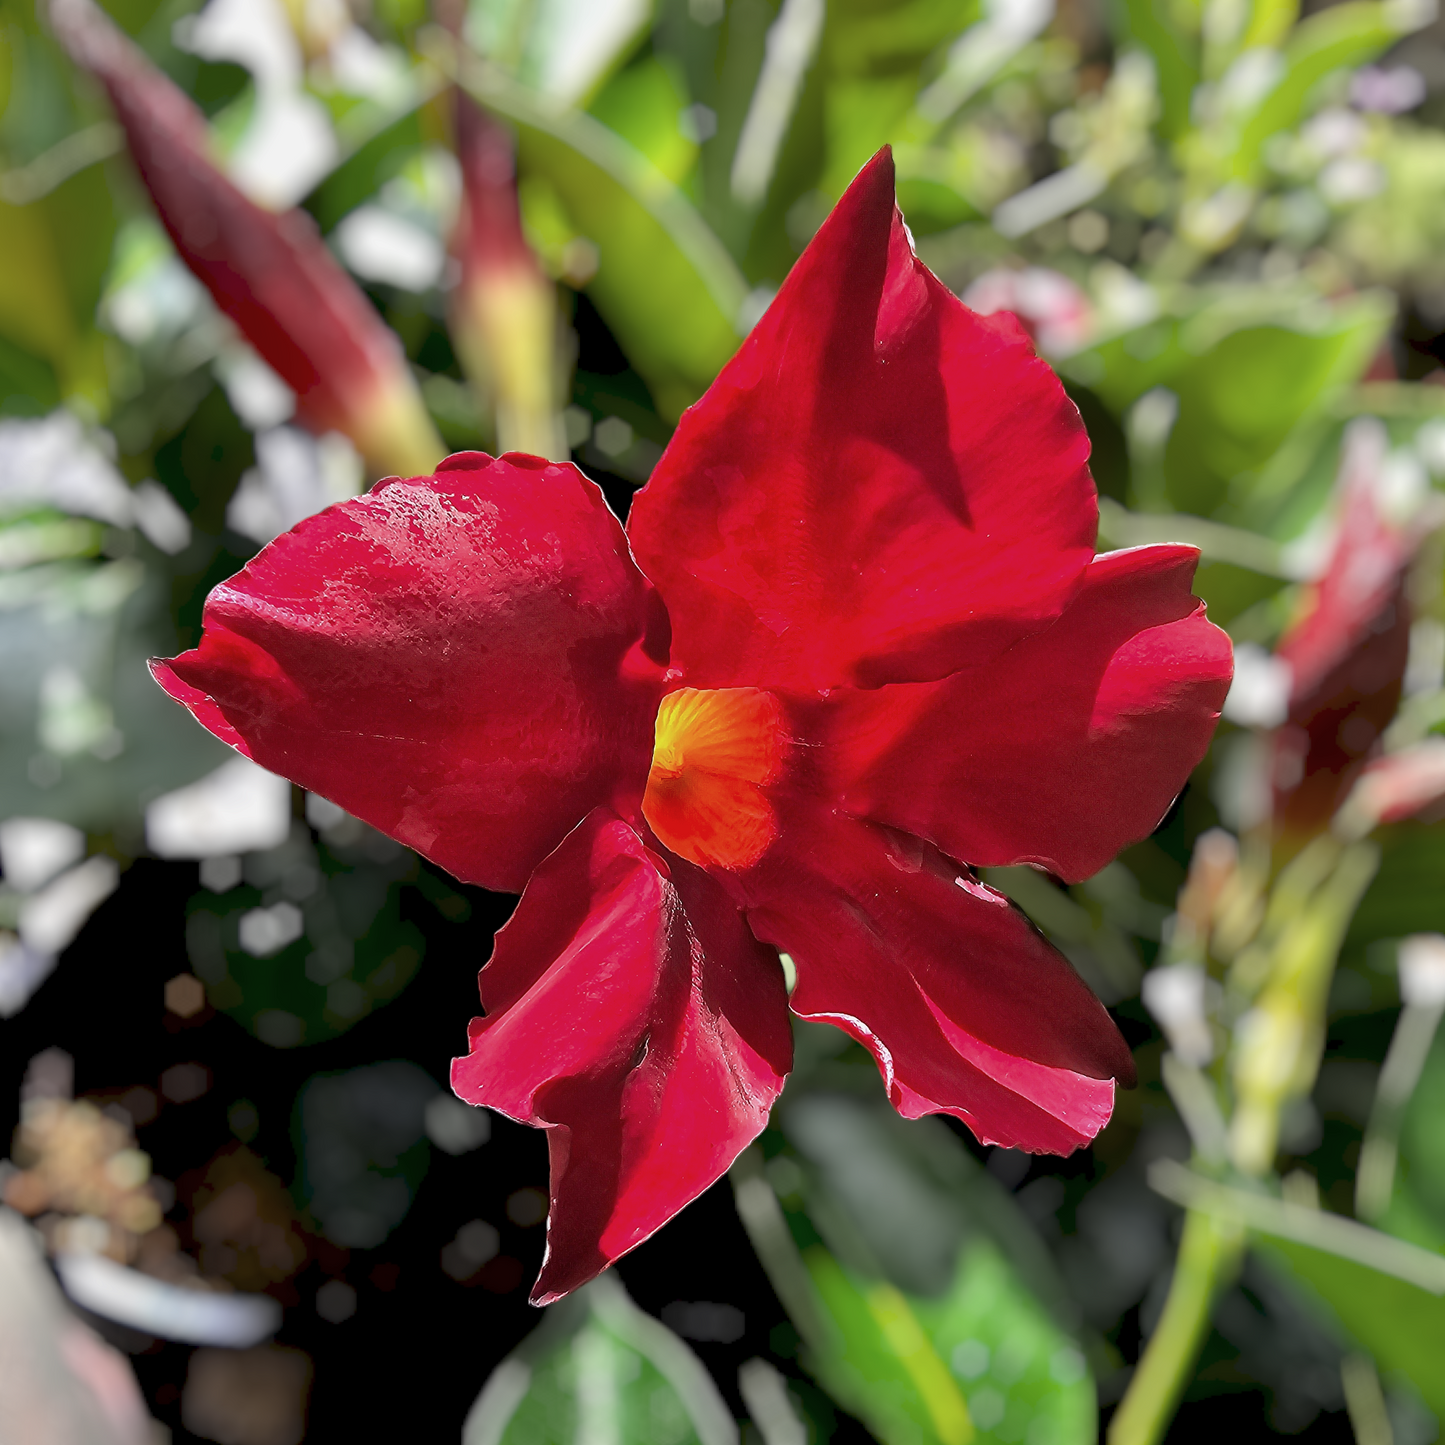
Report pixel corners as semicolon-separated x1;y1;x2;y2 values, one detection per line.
1107;1209;1244;1445
1356;1000;1445;1222
729;1148;833;1357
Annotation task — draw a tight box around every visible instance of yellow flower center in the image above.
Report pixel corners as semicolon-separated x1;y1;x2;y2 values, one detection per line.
641;687;784;871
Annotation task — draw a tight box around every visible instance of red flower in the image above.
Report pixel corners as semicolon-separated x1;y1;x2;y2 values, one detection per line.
52;0;443;479
152;151;1233;1303
1271;419;1426;843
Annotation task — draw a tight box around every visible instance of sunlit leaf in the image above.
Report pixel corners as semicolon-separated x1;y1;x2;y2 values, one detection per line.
749;1075;1096;1445
463;1274;738;1445
1064;290;1391;520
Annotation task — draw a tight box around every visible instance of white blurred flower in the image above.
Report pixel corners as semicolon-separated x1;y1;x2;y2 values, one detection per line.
146;756;293;859
1143;963;1214;1065
19;856;120;956
214;346;297;431
1351;64;1426;114
0;818;85;893
1415;418;1445;477
1398;934;1445;1009
334;206;445;292
1302;106;1367;160
1223;644;1293;729
239;902;305;957
177;0;337;208
1319;156;1385;205
0;412;131;526
227;426;363;545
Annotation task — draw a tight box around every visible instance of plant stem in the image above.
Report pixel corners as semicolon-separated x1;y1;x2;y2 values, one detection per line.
1106;1209;1244;1445
1356;998;1445;1222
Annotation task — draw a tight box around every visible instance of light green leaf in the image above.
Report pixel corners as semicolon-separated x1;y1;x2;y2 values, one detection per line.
1229;1;1420;185
744;1082;1097;1445
463;1274;738;1445
1065;289;1390;520
1107;0;1200;140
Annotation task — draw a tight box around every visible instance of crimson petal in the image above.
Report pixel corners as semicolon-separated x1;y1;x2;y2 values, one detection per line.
451;809;792;1303
152;454;664;893
738;806;1133;1154
825;544;1233;884
51;0;441;478
627;147;1096;694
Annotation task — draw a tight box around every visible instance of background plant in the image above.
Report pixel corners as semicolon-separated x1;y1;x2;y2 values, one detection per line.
7;0;1445;1442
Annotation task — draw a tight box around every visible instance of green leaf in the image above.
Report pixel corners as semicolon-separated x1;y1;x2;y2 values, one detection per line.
1348;825;1445;948
1229;2;1416;186
293;1060;436;1248
1256;1236;1445;1420
1105;0;1199;140
747;1080;1097;1445
463;1274;738;1445
184;832;426;1048
813;0;984;205
1064;289;1390;519
0;563;233;831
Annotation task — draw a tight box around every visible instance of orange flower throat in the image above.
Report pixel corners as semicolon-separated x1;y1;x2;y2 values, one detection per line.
641;687;784;871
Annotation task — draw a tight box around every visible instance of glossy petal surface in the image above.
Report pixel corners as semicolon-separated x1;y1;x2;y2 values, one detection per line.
152;454;663;893
737;805;1133;1153
825;545;1233;883
451;809;792;1302
627;149;1096;693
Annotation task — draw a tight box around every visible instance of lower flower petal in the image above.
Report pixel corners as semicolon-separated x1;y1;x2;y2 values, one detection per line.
152;454;664;894
824;545;1233;884
451;808;792;1304
738;805;1132;1153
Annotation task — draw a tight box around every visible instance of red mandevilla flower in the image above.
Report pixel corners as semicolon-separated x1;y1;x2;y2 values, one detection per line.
152;152;1233;1303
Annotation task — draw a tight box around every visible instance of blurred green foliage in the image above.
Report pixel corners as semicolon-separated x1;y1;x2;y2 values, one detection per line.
9;0;1445;1438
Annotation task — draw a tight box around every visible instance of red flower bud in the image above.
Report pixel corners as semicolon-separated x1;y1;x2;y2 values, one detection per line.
448;93;563;460
51;0;443;478
1272;419;1434;841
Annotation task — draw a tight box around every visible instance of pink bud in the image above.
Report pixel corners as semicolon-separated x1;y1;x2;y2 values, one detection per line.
962;267;1093;357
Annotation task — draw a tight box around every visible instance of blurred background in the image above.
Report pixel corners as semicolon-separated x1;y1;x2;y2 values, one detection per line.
7;0;1445;1441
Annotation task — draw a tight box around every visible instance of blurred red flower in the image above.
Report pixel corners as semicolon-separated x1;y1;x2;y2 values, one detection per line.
1272;419;1432;843
153;151;1232;1302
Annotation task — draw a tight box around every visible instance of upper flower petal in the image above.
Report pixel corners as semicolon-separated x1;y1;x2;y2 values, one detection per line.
824;545;1233;884
626;147;1097;694
51;0;442;478
736;804;1134;1154
451;808;792;1303
151;453;664;893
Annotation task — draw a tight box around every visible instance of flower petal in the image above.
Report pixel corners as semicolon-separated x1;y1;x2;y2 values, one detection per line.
824;545;1233;884
151;454;665;893
737;806;1133;1153
51;0;441;477
626;147;1096;693
451;808;792;1303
